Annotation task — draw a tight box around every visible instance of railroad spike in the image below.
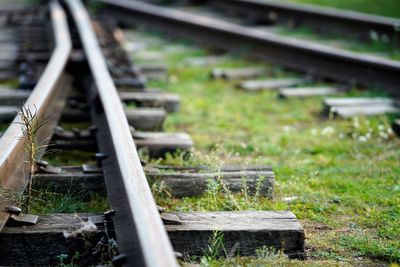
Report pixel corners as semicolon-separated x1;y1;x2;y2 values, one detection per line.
4;206;21;216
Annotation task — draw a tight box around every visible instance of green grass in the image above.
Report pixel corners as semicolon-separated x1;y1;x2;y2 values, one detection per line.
30;191;109;214
286;0;400;18
44;149;96;166
127;29;400;266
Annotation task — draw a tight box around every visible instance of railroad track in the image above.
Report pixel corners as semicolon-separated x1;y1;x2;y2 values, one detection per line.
192;0;400;43
98;0;400;97
0;0;303;266
0;0;398;265
97;0;400;129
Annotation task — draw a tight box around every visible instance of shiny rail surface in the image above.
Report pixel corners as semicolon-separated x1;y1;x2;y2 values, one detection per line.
0;1;72;231
65;0;178;266
208;0;400;42
96;0;400;96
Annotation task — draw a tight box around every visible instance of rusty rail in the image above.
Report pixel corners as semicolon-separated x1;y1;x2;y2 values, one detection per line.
65;0;178;266
0;1;72;230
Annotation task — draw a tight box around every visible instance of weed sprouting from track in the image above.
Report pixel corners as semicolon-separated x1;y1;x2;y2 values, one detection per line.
17;106;49;212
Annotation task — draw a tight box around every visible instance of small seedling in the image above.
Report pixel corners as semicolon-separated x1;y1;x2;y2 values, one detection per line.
17;106;49;212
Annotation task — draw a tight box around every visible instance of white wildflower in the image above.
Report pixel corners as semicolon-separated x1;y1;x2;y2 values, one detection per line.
358;136;367;142
369;30;379;41
282;196;299;202
321;126;335;136
379;132;389;139
168;75;178;83
283;126;291;133
311;128;318;136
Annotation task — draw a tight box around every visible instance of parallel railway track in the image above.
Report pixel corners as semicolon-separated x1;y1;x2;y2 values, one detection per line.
98;0;400;96
203;0;400;42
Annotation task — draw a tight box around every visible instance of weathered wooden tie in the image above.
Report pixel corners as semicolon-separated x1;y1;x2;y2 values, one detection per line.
238;78;305;91
167;211;304;259
0;211;305;264
324;97;395;108
113;77;146;89
323;97;400;118
34;164;272;197
0;106;18;122
125;107;166;131
211;67;264;80
332;105;399;118
50;127;193;156
132;131;193;157
0;88;30;105
0;214;111;266
278;86;340;98
120;91;180;113
61;107;166;131
136;63;168;80
146;167;274;197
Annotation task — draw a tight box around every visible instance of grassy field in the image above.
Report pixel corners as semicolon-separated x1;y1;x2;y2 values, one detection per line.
125;29;400;266
287;0;400;18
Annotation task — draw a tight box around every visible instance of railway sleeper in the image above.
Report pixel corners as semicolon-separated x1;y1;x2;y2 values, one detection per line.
33;164;273;198
113;77;147;89
0;88;30;105
119;91;180;113
0;106;166;131
238;77;307;91
0;89;180;113
135;63;169;80
60;107;166;131
278;86;341;99
211;67;265;80
0;213;115;266
323;97;400;118
49;126;193;157
0;211;304;265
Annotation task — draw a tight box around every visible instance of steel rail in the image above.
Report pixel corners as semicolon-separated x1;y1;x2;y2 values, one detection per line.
0;1;72;230
64;0;178;266
207;0;400;42
96;0;400;96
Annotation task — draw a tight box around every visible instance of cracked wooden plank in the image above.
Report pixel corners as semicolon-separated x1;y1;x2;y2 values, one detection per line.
0;211;304;265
